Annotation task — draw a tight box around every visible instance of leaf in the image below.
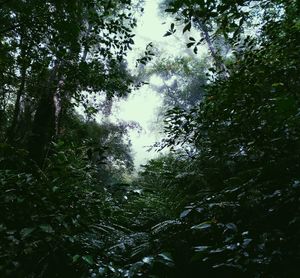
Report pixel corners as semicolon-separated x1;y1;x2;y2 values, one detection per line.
164;31;172;37
142;256;154;265
197;38;205;44
183;22;191;33
225;223;237;232
158;252;173;262
72;254;80;263
146;42;153;49
213;263;243;271
187;42;194;48
157;252;175;267
191;222;212;231
108;265;116;272
165;8;175;13
242;238;253;247
151;220;181;234
20;227;35;238
194;246;210;252
82;255;94;265
292;180;300;188
180;209;192;218
195;207;204;213
39;224;54;233
210;247;225;254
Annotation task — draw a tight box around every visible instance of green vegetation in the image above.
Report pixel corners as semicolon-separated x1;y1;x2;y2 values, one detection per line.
1;0;300;277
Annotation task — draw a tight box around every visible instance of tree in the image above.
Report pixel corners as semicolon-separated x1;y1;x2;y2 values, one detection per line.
117;2;300;277
0;0;136;165
147;55;208;109
162;0;291;78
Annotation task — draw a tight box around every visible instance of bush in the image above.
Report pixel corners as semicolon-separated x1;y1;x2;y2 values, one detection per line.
0;144;108;277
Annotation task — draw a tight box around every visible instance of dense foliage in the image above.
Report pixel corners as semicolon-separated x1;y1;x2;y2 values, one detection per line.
1;0;300;277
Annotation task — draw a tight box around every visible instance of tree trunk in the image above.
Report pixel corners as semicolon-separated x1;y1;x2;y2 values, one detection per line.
197;20;229;77
28;17;92;165
7;39;27;143
7;65;26;142
28;63;59;166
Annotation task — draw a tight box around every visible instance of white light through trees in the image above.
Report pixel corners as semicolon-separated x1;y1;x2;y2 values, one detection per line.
110;0;207;168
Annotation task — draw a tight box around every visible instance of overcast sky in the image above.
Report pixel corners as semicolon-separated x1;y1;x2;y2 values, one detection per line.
111;0;206;168
111;0;169;167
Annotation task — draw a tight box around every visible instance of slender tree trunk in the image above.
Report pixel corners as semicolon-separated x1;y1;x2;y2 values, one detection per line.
53;20;91;137
28;62;59;165
7;40;27;143
7;67;26;141
81;23;91;62
28;15;92;165
197;20;229;77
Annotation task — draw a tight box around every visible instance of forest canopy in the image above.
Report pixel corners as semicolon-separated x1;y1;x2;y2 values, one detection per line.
0;0;300;277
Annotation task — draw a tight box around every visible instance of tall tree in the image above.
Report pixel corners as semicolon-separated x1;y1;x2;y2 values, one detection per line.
0;0;136;165
162;0;291;77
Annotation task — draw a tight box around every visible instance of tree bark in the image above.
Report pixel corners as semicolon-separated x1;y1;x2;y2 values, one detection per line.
28;63;59;166
7;42;27;143
28;15;92;166
197;20;229;78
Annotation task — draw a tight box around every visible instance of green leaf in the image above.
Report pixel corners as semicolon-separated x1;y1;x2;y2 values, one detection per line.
187;42;194;48
164;31;172;37
39;224;54;233
194;246;210;252
72;254;80;263
82;255;94;265
165;8;176;13
183;22;191;33
210;247;225;254
191;221;212;230
158;252;173;262
20;227;35;238
225;223;237;232
213;263;243;271
180;209;192;218
142;256;154;265
157;252;174;267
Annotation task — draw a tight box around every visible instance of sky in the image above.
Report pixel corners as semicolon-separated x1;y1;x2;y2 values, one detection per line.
112;0;170;167
84;0;207;168
74;0;208;168
111;0;207;168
